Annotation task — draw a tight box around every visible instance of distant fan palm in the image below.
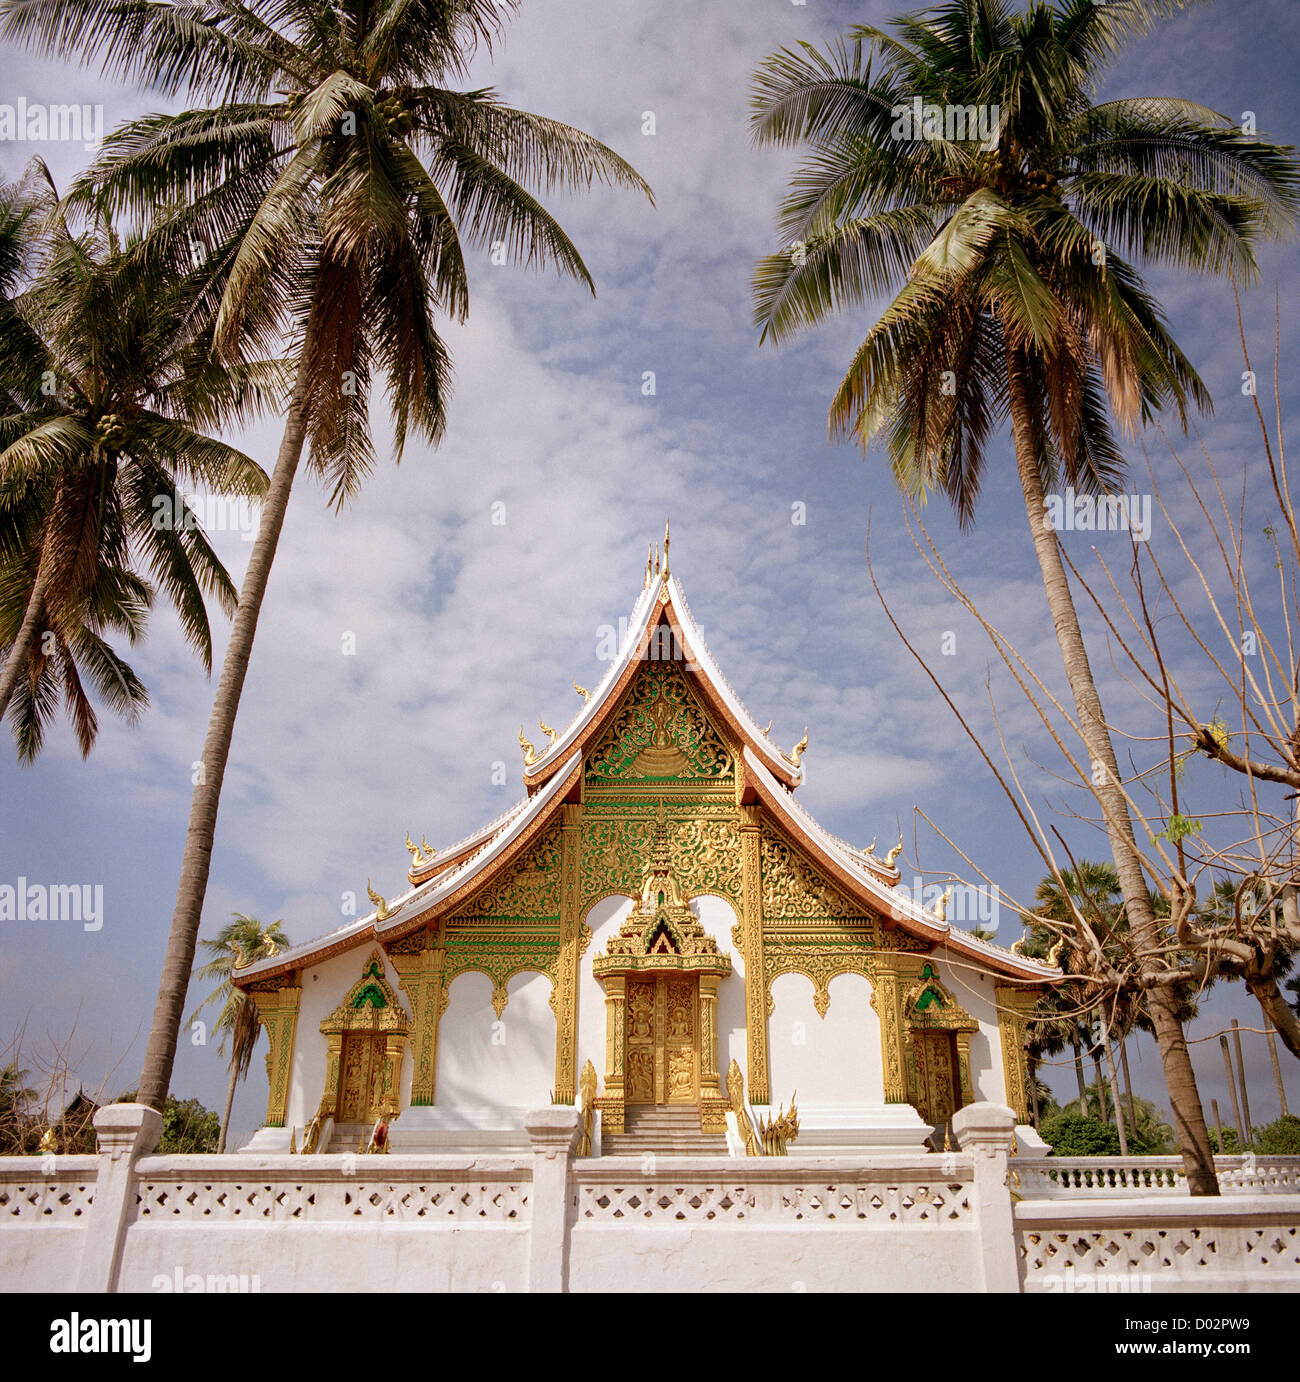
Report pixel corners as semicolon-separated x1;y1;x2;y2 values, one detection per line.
189;914;291;1153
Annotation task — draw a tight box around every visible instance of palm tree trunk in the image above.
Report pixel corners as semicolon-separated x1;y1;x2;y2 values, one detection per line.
137;320;319;1111
217;1058;239;1155
1005;342;1217;1193
1073;1040;1088;1108
1261;1005;1289;1117
1092;1051;1109;1123
1104;1041;1128;1155
1120;1034;1138;1131
0;541;55;719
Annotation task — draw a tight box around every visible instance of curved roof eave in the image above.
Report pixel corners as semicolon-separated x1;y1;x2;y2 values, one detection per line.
232;754;582;986
743;748;1057;983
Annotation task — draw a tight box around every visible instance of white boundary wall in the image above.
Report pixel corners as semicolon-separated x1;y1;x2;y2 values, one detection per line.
2;1103;1297;1294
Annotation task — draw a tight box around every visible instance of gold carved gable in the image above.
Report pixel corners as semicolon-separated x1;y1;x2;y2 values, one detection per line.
450;825;562;923
586;659;734;783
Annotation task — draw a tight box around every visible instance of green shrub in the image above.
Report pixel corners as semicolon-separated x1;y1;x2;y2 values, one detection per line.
1040;1113;1122;1156
1254;1114;1300;1155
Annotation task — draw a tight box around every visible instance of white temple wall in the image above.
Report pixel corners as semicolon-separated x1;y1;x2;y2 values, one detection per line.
931;955;1006;1104
286;946;413;1135
576;894;636;1087
690;895;746;1080
435;970;556;1114
767;971;881;1108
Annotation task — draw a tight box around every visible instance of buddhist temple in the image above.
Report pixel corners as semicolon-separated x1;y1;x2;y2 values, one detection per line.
234;534;1057;1156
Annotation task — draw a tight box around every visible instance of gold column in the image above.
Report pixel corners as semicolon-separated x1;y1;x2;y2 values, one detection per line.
381;1033;407;1117
698;972;729;1134
596;974;626;1133
391;943;446;1106
553;802;584;1103
995;984;1038;1124
739;806;770;1104
322;1032;343;1117
871;952;927;1104
248;982;301;1129
955;1031;976;1106
699;974;721;1095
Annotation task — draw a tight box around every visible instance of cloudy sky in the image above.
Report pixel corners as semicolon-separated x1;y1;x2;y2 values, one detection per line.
1;0;1297;1140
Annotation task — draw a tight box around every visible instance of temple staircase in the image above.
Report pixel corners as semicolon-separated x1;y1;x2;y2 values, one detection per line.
325;1122;371;1153
600;1106;727;1158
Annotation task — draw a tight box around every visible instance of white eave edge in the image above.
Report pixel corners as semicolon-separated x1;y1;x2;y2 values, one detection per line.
744;747;1057;981
236;756;578;978
525;574;800;783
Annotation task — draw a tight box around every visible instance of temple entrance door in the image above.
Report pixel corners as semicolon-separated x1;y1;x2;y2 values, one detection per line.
337;1032;386;1123
912;1030;961;1129
625;975;699;1106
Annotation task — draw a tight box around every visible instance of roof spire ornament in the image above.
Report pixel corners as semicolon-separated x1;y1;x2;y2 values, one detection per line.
574;680;590;702
404;831;426;867
645;542;654;589
518;725;539;767
420;835;435;859
932;884;952;922
885;837;904;868
538;717;557;746
662;520;670;579
366;879;390;921
762;719;773;736
784;728;808;768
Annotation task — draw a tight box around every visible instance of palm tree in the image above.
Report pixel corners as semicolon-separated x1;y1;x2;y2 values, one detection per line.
0;166;271;756
751;0;1299;1194
188;914;291;1153
1030;862;1124;1125
1196;877;1300;1060
1;0;653;1110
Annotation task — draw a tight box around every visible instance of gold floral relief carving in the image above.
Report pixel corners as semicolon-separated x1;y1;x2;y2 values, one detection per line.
450;827;561;922
670;816;741;901
759;825;859;920
581;815;656;904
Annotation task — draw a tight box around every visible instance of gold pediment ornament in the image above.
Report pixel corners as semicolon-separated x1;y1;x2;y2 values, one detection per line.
321;950;411;1035
904;963;978;1032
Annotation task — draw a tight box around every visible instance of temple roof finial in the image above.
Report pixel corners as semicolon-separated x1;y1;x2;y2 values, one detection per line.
662;519;670;579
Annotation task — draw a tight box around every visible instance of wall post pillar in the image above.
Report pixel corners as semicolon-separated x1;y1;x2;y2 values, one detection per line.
76;1103;162;1293
524;1106;582;1293
952;1101;1020;1292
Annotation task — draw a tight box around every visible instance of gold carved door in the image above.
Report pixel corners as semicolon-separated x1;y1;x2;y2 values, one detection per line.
625;975;699;1106
337;1032;386;1122
912;1030;960;1128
